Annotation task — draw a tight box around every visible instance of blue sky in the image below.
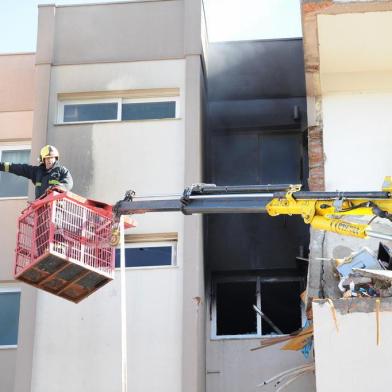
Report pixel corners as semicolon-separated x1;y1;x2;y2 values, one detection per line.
0;0;302;53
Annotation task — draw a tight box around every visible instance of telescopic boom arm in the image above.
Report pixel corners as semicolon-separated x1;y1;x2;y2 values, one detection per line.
113;177;392;241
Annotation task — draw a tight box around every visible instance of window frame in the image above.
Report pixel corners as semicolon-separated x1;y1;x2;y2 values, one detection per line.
121;96;180;120
210;275;303;340
57;96;180;124
115;241;178;270
0;143;31;200
57;98;121;124
211;276;260;340
0;287;21;349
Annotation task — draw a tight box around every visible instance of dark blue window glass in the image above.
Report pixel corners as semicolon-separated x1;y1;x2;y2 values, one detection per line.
115;246;173;268
122;101;176;121
63;103;118;122
0;292;21;346
0;149;30;197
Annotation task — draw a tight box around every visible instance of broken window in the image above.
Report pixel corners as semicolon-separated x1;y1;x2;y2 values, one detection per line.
211;276;302;338
259;281;302;334
216;281;257;336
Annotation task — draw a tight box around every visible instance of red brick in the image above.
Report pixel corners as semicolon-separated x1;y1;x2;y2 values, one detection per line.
302;1;333;14
307;123;325;191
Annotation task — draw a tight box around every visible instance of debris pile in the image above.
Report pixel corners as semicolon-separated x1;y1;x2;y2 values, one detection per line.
253;242;392;390
336;243;392;298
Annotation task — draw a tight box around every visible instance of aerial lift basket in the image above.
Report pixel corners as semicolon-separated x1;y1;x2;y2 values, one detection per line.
14;190;118;303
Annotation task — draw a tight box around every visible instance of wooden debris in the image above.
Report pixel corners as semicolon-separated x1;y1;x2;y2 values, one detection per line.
251;325;313;352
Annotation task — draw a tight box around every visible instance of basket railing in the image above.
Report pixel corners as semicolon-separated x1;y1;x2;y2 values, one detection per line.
14;192;115;278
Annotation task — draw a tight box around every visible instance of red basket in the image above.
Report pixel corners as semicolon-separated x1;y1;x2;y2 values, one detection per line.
14;190;124;303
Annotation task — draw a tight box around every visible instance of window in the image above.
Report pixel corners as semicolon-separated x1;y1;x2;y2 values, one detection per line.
115;242;177;269
211;276;302;339
58;97;179;124
216;280;258;336
0;289;21;348
64;102;118;122
0;145;31;198
122;101;176;121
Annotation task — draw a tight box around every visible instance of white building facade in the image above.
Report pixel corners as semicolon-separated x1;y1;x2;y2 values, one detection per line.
2;1;207;391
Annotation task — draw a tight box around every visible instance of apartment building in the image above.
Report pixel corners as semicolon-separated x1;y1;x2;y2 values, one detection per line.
1;2;316;390
5;1;392;391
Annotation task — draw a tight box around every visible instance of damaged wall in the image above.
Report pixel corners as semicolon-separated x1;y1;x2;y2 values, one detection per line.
302;2;392;295
318;10;392;191
302;2;392;192
308;226;392;300
206;39;309;272
302;2;392;391
205;39;314;392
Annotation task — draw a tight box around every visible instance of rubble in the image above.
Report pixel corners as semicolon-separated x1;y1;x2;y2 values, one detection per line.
253;242;392;391
334;243;392;298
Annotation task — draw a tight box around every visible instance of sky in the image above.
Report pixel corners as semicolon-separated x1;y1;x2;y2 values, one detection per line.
0;0;302;53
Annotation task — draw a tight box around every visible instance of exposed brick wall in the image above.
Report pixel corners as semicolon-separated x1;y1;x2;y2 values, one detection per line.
302;1;392;193
301;1;326;191
302;0;333;14
308;125;325;191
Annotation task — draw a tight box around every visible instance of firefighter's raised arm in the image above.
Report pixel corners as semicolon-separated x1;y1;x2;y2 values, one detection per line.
0;161;37;182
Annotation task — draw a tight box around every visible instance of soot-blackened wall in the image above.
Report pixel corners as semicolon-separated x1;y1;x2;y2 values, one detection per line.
206;39;309;273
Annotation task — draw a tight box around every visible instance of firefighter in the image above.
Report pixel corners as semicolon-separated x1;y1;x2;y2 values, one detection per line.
0;145;73;199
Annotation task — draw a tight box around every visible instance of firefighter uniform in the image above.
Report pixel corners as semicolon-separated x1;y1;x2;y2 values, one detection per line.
0;145;73;199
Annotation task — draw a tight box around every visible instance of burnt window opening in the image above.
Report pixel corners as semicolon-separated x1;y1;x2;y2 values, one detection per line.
213;277;302;338
216;281;257;336
260;281;301;334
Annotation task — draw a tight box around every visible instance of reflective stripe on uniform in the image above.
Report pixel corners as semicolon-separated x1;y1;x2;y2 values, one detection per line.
4;162;10;172
36;182;42;187
48;180;60;185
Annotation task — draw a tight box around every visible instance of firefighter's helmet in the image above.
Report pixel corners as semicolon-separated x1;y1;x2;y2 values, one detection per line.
39;145;59;163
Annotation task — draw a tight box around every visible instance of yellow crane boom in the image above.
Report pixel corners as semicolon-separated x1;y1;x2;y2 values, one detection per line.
113;177;392;241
